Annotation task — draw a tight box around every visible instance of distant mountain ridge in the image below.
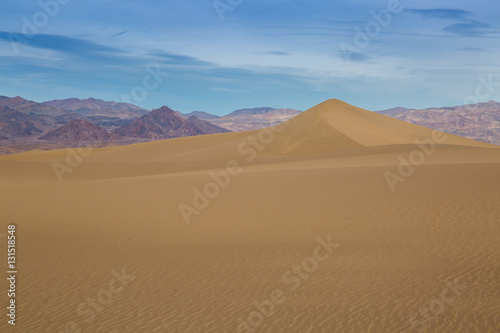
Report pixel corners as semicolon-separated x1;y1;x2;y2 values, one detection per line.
181;111;221;120
0;96;68;117
208;107;302;131
43;97;148;119
377;100;500;145
226;107;277;117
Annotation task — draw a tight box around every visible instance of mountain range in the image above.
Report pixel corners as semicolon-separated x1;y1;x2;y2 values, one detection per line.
0;95;499;154
377;101;500;145
0;96;231;154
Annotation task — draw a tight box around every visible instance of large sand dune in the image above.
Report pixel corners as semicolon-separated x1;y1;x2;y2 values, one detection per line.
0;99;498;332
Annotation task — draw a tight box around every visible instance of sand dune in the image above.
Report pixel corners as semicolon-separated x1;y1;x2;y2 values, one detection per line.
0;100;498;332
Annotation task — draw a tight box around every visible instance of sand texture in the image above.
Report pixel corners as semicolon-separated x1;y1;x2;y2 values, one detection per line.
0;99;498;332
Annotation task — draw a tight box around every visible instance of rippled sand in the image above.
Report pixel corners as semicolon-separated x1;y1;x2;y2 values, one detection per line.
0;100;498;332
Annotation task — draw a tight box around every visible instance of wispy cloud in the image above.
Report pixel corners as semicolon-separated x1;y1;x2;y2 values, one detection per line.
111;30;128;37
407;9;472;20
259;51;290;56
339;51;370;62
0;31;121;58
406;8;498;37
443;20;496;36
456;47;488;52
147;50;215;66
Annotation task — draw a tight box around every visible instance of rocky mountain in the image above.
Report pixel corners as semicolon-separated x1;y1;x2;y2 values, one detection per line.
43;97;148;119
113;106;230;139
208;107;301;131
377;100;500;145
0;106;43;138
39;120;120;145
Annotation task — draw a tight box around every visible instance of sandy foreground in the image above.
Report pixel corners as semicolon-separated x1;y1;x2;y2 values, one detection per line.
0;100;498;332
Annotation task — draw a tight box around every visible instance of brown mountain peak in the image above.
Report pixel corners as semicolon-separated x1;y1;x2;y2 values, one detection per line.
39;119;119;144
113;106;229;139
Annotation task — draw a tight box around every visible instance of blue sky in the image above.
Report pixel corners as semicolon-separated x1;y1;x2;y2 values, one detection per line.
1;0;499;115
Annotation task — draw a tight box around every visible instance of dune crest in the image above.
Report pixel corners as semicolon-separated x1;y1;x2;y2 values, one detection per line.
264;99;495;155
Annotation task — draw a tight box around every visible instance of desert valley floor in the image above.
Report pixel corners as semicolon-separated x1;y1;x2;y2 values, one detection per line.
0;100;499;332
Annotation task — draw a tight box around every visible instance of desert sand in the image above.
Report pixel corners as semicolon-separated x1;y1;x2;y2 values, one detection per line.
0;99;498;332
